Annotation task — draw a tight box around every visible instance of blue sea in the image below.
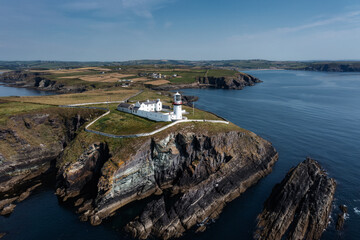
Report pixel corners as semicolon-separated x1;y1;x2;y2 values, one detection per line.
1;70;360;239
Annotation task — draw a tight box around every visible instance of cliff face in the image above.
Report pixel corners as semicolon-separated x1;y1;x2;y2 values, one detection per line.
57;128;278;239
196;72;262;89
254;158;336;240
152;72;261;91
0;71;86;93
0;108;103;215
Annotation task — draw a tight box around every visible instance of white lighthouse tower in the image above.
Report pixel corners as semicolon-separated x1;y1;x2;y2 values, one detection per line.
173;92;183;120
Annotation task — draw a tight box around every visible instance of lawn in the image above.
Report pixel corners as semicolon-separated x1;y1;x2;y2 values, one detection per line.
89;110;171;135
183;105;224;121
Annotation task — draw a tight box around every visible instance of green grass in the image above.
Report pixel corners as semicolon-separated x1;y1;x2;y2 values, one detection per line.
0;101;51;124
183;105;223;120
89;110;170;135
157;69;207;84
2;89;138;106
129;90;172;103
207;69;238;77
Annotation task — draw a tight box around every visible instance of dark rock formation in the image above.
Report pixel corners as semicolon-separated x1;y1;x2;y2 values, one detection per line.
68;129;278;239
56;142;110;202
254;158;336;240
0;108;103;215
336;204;348;230
0;71;86;93
181;95;199;107
196;72;261;89
152;72;261;91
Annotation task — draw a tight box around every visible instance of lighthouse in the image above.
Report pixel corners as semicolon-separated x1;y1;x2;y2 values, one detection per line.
173;92;183;120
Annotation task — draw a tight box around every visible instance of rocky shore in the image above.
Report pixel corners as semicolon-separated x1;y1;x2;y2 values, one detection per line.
254;158;336;240
152;72;261;91
0;101;278;239
0;108;103;215
54;127;278;239
0;71;86;93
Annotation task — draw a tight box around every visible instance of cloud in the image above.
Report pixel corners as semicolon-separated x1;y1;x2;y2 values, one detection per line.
276;10;360;33
61;0;172;19
229;10;360;42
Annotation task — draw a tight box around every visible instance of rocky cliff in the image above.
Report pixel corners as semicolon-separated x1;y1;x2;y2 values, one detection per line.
56;125;278;239
196;72;261;89
0;108;103;215
254;158;336;240
0;71;86;93
152;72;261;91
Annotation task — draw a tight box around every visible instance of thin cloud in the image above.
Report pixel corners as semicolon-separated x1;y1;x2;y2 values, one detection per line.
277;10;360;33
62;0;172;19
229;10;360;42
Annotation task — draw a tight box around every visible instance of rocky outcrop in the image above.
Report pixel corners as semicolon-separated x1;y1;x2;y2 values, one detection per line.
152;72;261;91
196;72;261;89
336;204;348;230
64;128;278;239
181;95;199;107
0;108;103;215
254;158;336;240
0;71;86;93
56;142;110;202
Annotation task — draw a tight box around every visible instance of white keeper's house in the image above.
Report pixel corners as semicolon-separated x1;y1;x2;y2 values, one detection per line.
117;92;186;122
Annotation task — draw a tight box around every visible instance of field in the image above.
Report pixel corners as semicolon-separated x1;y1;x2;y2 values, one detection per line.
59;73;136;82
22;66;239;88
145;80;170;85
2;89;139;105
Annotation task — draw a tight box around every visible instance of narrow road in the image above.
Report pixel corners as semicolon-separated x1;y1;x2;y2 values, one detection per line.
59;89;229;139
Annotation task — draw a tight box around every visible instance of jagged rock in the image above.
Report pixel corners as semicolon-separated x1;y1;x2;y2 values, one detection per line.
81;129;278;238
336;204;348;230
0;108;103;215
254;158;336;240
196;72;262;89
339;204;348;213
17;183;42;202
0;71;86;93
0;203;16;215
152;72;261;91
56;142;110;202
74;198;84;207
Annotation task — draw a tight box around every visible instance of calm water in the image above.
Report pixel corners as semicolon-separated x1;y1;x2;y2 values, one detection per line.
0;84;54;97
1;70;360;239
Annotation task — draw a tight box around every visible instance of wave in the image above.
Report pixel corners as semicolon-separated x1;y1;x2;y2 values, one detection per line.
354;207;360;215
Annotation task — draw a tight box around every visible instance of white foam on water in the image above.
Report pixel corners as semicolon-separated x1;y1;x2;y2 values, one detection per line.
354;207;360;215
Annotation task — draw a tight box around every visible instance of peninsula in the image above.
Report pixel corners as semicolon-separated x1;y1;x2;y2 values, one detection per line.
0;66;277;239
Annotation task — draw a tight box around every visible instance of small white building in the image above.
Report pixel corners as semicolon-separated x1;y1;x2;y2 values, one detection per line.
117;92;185;122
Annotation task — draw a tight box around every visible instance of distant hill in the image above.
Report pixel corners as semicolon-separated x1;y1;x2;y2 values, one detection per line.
1;60;360;72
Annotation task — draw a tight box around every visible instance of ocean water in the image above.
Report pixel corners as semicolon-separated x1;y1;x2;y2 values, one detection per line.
0;82;54;97
1;70;360;239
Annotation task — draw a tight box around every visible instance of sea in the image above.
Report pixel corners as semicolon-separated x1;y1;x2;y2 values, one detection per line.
1;70;359;239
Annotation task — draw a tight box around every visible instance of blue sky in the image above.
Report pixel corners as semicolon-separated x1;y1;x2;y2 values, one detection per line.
1;0;360;61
